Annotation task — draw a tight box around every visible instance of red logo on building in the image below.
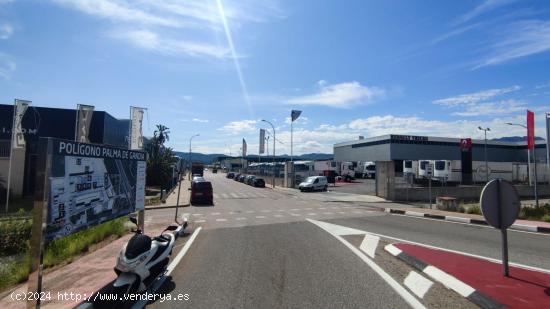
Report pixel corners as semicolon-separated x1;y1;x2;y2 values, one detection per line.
460;138;472;151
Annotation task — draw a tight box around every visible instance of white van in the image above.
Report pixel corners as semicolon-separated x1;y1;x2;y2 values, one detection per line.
298;176;328;192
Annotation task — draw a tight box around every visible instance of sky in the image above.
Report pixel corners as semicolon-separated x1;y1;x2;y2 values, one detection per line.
1;0;550;155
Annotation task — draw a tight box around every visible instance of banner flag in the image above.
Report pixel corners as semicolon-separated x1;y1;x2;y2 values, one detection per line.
76;104;94;143
130;107;145;150
291;110;302;122
12;100;30;149
527;110;535;150
259;129;265;154
242;138;247;157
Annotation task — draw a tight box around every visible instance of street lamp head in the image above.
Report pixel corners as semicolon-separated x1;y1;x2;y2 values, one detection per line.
487;128;491;131
505;122;513;125
478;126;483;130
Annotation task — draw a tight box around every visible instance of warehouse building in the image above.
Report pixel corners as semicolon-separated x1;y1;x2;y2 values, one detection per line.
0;104;130;199
334;134;547;171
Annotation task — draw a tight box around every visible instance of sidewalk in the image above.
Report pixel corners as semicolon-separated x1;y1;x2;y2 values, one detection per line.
146;179;191;210
386;242;550;308
385;206;550;233
0;220;181;309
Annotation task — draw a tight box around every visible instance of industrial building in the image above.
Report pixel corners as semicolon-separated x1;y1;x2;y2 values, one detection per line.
334;134;548;172
0;104;130;199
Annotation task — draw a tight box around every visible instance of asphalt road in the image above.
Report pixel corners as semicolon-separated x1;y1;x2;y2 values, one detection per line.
146;171;550;308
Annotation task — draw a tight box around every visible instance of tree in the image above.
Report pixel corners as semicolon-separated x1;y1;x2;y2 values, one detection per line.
145;125;177;187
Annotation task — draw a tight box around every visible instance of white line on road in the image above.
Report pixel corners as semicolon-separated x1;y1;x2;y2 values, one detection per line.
192;213;204;216
236;217;246;220
404;271;433;299
195;220;206;223
256;216;266;219
307;219;426;309
230;193;239;198
273;214;284;217
322;212;334;215
216;218;227;222
307;213;318;216
133;227;202;309
359;234;380;259
211;212;221;215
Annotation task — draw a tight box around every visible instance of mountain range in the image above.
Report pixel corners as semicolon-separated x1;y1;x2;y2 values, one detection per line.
173;152;333;164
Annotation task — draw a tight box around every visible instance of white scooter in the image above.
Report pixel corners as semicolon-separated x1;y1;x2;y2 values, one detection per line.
107;214;187;308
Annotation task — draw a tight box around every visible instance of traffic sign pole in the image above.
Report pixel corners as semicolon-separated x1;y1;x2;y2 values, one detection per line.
496;179;509;276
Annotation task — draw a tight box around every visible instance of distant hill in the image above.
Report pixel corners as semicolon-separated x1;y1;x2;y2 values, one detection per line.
491;136;545;142
173;151;332;164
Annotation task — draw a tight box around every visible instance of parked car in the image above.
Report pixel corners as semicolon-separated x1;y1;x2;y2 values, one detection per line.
245;175;256;185
226;172;235;179
252;178;265;188
238;174;246;182
189;179;213;205
299;176;328;192
233;173;241;181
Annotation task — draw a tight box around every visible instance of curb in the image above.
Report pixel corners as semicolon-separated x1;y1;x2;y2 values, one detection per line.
145;204;190;210
384;208;550;234
384;244;504;309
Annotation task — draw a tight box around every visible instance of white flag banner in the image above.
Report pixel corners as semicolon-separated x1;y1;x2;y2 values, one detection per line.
130;107;145;150
259;129;265;154
242;138;247;157
76;104;94;143
12;100;30;149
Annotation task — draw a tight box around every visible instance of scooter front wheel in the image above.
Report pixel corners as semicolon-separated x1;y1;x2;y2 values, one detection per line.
109;280;140;309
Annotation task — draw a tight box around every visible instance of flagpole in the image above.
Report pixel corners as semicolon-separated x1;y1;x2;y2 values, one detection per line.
5;101;17;213
291;120;293;163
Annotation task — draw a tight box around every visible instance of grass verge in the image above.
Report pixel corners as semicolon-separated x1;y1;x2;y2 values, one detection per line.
0;217;128;292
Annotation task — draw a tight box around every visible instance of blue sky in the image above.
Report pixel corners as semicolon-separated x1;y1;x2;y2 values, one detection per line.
1;0;550;155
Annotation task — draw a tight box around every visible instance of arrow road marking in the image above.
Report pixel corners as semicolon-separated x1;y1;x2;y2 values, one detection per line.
307;219;426;309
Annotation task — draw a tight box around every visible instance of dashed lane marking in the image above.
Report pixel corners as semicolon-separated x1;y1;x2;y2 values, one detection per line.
215;218;227;222
256;216;266;219
404;271;433;299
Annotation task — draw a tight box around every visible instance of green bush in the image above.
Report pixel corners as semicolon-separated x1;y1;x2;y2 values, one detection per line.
0;254;30;291
0;218;32;256
519;204;550;221
466;205;482;215
542;214;550;223
44;217;127;267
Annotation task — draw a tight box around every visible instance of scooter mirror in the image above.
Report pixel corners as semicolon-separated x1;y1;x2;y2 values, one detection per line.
128;213;138;225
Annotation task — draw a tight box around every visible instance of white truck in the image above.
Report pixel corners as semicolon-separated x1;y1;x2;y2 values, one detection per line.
314;160;355;181
355;161;376;179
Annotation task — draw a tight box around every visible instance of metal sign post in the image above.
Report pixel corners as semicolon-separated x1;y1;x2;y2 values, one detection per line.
480;179;520;277
27;138;52;309
427;163;433;209
175;172;182;223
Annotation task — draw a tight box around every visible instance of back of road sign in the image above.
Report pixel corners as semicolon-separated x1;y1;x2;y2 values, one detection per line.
480;179;520;229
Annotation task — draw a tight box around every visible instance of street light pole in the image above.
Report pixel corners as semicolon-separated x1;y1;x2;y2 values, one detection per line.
262;119;276;188
505;123;531;185
188;134;199;180
478;127;490;183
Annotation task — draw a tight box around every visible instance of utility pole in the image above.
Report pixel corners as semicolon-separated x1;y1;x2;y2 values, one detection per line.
188;134;199;180
262;119;276;188
478;126;490;182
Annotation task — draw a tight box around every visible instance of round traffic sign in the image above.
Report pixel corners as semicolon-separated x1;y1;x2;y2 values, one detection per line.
480;179;520;229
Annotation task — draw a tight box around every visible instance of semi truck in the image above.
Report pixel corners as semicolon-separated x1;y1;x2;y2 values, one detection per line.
191;162;204;176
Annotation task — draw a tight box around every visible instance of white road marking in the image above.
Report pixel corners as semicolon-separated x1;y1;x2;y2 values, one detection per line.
307;219;426;309
195;220;206;223
216;218;227;222
261;210;271;213
245;210;255;213
290;213;301;216
319;207;327;210
230;193;239;198
211;212;221;216
236;217;246;220
322;212;334;215
404;271;433;299
307;213;318;216
359;234;380;259
134;227;202;308
192;213;204;216
384;244;402;256
338;212;347;214
213;193;220;199
256;216;266;219
424;266;474;297
273;214;284;217
291;208;300;211
221;193;229;199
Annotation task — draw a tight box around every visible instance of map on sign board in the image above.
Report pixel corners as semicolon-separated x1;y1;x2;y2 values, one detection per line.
45;139;146;241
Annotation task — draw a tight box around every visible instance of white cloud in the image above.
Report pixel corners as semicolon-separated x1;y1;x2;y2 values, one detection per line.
433;86;520;106
452;100;526;117
53;0;182;27
110;29;230;58
284;116;308;125
475;20;550;68
285;81;386;108
219;119;257;134
0;23;13;39
455;0;516;25
52;0;283;59
0;53;15;79
192;118;209;123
